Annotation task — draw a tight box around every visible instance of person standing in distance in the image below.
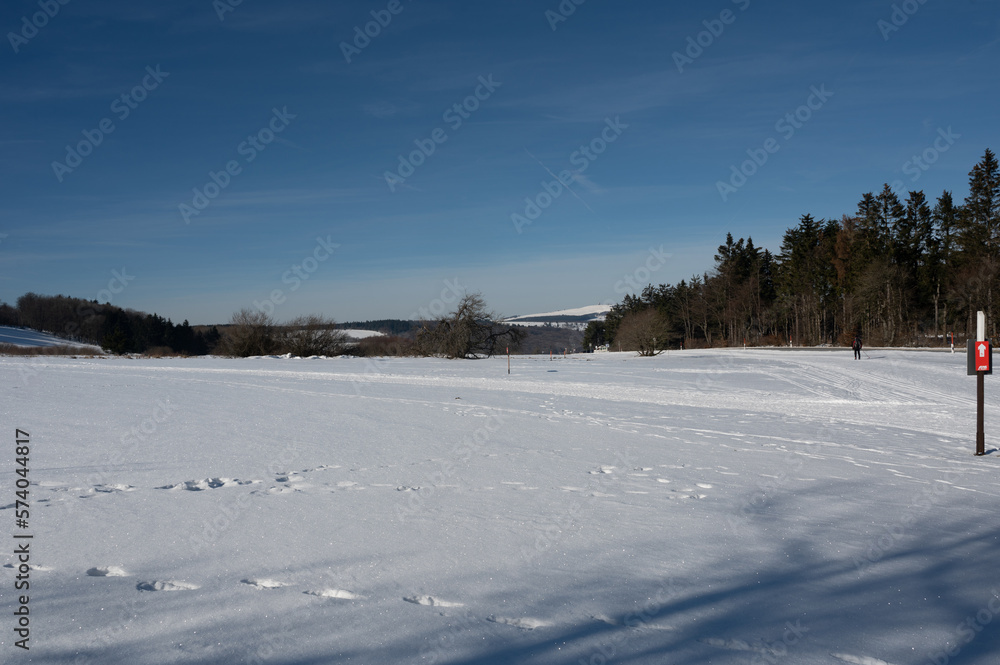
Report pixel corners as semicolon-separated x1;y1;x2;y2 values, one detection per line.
852;335;862;360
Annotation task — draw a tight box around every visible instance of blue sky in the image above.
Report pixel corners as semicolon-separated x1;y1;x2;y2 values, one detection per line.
1;0;998;324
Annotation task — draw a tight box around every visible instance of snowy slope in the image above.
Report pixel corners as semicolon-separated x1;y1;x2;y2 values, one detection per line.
506;305;612;321
343;329;385;340
0;326;103;352
2;349;999;664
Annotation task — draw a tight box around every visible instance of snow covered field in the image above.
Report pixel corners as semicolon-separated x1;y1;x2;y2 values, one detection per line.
2;349;999;664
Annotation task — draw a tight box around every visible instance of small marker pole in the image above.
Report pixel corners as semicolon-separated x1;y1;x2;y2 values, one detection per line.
977;312;986;456
507;346;510;375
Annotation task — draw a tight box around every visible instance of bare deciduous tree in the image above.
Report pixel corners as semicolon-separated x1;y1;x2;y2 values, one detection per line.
220;308;277;357
416;293;524;358
280;315;350;357
613;308;671;356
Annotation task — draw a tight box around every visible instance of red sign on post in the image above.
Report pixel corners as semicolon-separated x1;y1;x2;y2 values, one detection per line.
977;341;992;372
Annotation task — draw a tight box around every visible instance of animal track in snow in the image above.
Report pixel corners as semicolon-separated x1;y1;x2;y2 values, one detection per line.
487;616;552;630
403;595;464;607
157;478;257;491
305;588;362;600
87;566;129;577
137;580;200;592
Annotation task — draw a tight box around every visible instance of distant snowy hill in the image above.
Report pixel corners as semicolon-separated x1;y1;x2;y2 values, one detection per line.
343;329;385;340
0;325;103;352
505;305;611;330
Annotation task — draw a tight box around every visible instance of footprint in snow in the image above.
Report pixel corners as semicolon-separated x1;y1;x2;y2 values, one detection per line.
830;654;899;665
403;595;464;607
137;580;199;592
95;484;136;493
699;637;780;655
241;578;288;589
487;616;552;630
157;478;257;491
304;588;362;600
4;563;52;572
86;566;129;577
592;614;675;631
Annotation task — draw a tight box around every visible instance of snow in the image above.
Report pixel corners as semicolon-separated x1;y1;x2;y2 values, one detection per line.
505;304;611;321
2;348;1000;664
0;325;103;352
343;329;385;340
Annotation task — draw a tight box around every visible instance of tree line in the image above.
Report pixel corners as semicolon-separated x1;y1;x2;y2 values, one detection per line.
2;293;220;355
588;148;1000;352
0;292;525;358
